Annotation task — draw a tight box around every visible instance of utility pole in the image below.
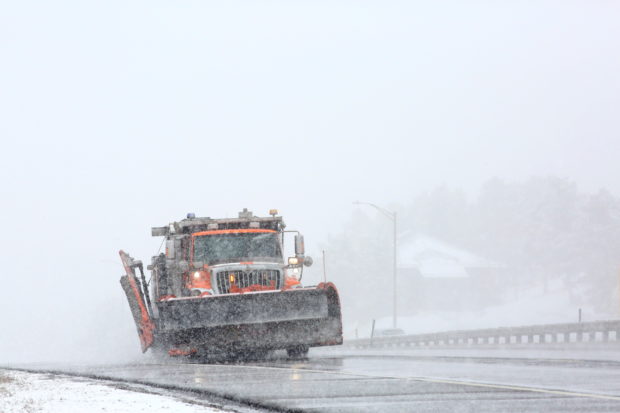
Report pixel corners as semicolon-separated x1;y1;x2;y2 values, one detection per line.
393;211;397;329
354;201;398;329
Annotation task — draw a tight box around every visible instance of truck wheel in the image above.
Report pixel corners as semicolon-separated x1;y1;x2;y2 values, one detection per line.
286;345;309;359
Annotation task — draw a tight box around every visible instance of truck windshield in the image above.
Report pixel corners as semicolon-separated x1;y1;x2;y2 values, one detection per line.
193;232;281;265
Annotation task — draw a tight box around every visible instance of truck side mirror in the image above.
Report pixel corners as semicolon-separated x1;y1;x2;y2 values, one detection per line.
295;235;305;256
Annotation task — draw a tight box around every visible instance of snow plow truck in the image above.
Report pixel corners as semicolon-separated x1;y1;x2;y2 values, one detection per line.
119;208;342;358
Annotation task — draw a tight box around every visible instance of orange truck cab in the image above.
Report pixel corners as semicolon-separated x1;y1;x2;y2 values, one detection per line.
185;228;301;295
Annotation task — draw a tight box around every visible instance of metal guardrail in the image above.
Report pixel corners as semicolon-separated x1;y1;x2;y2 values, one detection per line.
344;320;620;349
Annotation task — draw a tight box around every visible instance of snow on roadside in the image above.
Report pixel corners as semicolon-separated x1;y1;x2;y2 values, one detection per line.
0;369;234;413
350;281;610;338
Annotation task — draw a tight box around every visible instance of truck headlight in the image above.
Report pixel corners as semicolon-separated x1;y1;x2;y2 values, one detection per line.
288;257;299;265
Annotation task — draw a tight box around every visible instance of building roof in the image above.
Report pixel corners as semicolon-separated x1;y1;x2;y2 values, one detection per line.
398;235;502;278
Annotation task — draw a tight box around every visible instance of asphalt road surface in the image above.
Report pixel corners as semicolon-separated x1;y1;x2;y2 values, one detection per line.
7;346;620;412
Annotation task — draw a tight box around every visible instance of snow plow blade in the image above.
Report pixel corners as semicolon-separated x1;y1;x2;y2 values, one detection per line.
119;250;156;352
157;282;342;352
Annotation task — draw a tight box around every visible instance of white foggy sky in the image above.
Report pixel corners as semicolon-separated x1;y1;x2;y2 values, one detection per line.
1;1;619;361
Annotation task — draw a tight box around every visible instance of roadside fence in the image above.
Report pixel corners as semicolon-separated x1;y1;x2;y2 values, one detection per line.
344;320;620;349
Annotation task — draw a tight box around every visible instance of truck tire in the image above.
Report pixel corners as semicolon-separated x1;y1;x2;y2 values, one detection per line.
286;345;309;359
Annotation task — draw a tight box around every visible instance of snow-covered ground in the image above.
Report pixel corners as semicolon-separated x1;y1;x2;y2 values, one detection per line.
348;280;612;338
0;369;244;413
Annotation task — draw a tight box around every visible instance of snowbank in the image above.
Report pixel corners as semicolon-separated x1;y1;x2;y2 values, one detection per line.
0;369;233;413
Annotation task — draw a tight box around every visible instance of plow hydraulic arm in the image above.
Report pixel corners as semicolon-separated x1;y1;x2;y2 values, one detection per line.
119;250;156;352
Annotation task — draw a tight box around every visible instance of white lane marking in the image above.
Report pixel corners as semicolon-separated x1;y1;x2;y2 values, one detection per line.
407;377;620;401
220;363;620;401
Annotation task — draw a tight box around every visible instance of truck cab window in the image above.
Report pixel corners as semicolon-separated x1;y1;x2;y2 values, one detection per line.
193;232;281;265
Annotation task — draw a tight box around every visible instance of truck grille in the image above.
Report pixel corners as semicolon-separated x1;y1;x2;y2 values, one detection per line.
216;269;281;294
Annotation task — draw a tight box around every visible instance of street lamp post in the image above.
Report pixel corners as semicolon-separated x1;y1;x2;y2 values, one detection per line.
353;201;398;329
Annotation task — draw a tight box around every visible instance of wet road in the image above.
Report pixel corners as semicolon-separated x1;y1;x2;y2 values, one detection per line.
7;347;620;412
